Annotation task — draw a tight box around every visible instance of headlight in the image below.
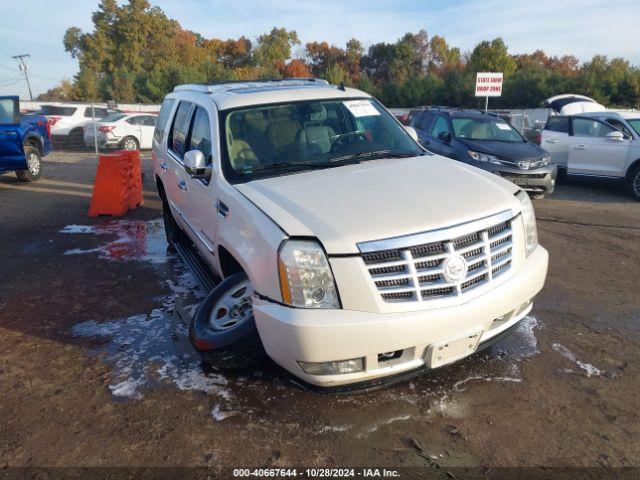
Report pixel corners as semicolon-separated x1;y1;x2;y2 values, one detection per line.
541;154;552;166
516;190;538;256
278;239;340;308
468;150;501;165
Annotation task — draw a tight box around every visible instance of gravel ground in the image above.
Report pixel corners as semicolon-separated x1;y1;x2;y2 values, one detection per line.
0;151;639;478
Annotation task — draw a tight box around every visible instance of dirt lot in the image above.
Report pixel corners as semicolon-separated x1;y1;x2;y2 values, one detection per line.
1;151;639;478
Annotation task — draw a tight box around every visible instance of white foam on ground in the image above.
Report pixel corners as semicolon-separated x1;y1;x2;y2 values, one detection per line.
72;264;229;401
360;413;412;436
317;425;350;434
210;405;238;421
551;343;603;377
504;315;540;360
60;219;168;264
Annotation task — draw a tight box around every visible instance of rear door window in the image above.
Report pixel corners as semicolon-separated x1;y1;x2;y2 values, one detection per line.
169;101;192;157
142;116;157;127
154;99;176;144
40;105;77;116
544;117;569;133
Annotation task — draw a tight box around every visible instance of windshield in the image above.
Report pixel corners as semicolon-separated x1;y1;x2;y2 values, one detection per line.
626;119;640;136
451;117;524;142
221;97;423;182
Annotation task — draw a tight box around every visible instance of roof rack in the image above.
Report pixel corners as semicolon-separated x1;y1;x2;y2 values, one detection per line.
174;78;330;94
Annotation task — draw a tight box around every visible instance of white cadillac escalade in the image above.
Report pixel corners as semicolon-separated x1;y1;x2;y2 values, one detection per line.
152;79;548;390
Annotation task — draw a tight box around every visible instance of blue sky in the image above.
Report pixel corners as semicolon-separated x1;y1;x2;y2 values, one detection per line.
1;0;639;98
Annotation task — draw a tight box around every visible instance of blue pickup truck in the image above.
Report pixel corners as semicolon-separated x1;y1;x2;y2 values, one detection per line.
0;95;52;182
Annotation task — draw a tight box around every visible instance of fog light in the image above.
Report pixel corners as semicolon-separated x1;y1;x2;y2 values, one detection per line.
298;358;364;375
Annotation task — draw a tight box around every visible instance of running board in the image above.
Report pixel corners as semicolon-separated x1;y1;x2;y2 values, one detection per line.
174;237;219;292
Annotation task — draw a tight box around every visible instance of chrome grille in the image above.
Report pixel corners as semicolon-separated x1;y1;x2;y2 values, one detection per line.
362;216;515;303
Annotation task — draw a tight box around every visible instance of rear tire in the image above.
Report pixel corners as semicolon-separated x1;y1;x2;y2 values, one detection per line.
190;271;265;370
121;136;139;151
69;129;84;150
628;165;640;201
16;146;42;182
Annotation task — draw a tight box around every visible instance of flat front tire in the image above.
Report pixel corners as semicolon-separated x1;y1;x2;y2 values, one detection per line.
190;271;265;370
16;146;42;182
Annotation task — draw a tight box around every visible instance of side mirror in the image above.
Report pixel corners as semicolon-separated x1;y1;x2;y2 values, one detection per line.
605;130;625;141
437;131;451;143
183;150;212;180
404;125;419;142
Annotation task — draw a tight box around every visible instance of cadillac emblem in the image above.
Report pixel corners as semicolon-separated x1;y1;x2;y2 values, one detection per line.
442;254;468;283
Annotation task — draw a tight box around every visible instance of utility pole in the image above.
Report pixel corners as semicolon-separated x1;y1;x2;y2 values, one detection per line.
12;54;33;100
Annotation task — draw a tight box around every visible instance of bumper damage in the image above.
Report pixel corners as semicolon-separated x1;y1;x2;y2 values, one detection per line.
253;246;548;388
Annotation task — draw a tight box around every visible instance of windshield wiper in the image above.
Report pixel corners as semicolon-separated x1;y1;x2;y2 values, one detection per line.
240;161;331;174
328;149;417;164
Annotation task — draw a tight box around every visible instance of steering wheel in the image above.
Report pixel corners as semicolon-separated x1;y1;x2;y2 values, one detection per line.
330;131;368;153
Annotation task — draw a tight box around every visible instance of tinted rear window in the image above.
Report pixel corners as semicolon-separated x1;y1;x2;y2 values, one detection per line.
545;116;569;133
40;105;77;116
154;99;176;144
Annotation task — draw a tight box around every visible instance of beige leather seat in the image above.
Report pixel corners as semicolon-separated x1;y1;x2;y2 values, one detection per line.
266;107;301;152
297;106;336;155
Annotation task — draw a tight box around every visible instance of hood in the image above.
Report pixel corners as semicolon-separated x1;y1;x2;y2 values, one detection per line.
235;155;520;254
457;138;545;160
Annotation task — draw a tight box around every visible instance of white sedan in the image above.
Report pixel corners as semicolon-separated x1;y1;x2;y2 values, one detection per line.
84;112;158;150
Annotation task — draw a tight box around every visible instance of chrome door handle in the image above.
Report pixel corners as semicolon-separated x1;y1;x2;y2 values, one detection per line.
178;180;188;191
160;161;168;172
545;139;559;144
574;145;588;150
216;199;229;218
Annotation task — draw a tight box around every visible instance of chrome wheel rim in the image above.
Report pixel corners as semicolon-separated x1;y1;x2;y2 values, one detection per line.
208;280;254;330
124;139;137;150
27;153;40;175
634;172;640;196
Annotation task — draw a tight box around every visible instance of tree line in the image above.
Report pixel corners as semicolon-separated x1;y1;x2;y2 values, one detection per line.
41;0;640;109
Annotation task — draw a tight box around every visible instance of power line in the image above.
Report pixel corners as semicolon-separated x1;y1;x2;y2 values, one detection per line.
0;78;25;89
12;54;33;100
0;74;24;84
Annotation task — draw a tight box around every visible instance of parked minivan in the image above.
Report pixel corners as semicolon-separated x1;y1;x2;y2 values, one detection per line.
152;79;548;390
411;108;557;198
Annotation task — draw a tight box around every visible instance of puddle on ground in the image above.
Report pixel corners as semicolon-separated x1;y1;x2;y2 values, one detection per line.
63;218;544;429
60;219;168;264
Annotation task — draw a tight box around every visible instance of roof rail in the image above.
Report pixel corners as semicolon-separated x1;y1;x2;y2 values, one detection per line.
173;78;330;93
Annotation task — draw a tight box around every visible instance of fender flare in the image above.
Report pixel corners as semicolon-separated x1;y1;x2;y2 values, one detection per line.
22;133;43;153
626;158;640;179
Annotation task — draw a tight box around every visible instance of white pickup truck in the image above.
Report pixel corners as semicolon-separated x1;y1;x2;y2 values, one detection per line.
152;79;548;390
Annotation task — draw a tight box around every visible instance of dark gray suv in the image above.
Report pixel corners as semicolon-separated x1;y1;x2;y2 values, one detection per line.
411;108;557;198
